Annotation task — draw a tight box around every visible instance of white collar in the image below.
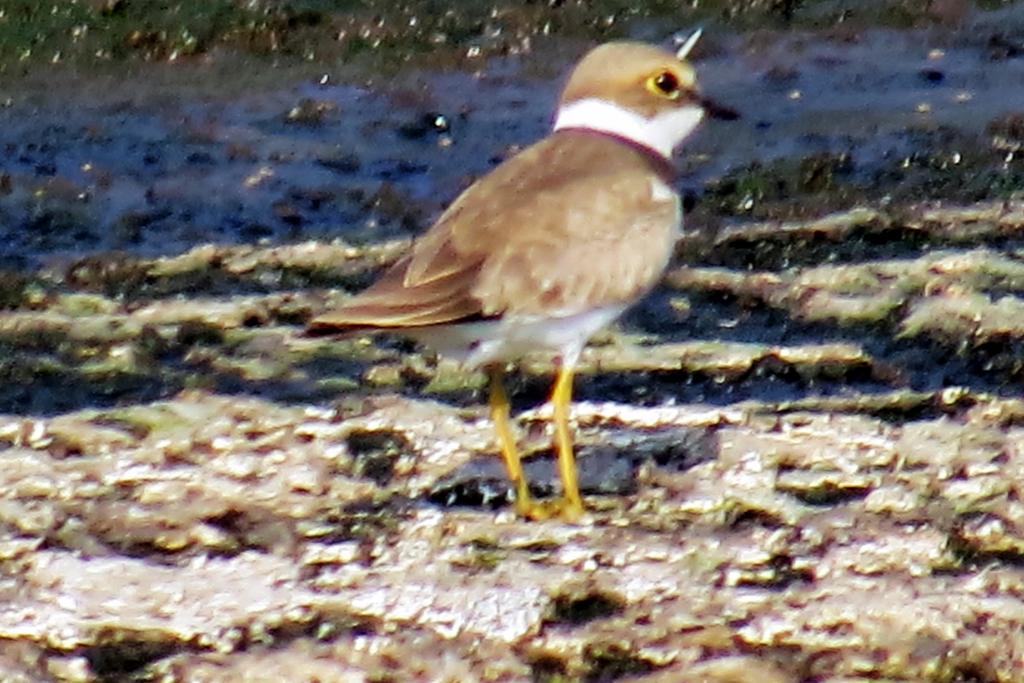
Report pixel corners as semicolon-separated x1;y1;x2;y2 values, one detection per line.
553;98;704;159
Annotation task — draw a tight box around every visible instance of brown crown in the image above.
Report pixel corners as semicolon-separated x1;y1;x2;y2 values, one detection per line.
558;42;701;118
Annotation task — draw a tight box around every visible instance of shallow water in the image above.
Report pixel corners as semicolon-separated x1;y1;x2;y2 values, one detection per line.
2;8;1024;270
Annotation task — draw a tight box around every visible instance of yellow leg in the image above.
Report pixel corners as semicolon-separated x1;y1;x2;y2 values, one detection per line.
551;364;584;520
488;365;534;516
488;364;584;522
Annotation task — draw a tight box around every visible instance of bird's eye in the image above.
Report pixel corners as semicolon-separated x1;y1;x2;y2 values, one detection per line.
646;70;680;99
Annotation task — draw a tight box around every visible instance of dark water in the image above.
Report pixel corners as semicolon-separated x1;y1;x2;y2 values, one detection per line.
4;11;1024;268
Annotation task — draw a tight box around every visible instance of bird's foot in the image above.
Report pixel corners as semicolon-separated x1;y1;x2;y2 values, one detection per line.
514;495;585;523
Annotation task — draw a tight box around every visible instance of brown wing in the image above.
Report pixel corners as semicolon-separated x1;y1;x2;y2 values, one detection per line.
307;245;483;332
308;131;679;333
468;160;679;317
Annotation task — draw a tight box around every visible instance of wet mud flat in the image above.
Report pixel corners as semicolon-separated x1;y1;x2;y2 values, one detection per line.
5;1;1024;681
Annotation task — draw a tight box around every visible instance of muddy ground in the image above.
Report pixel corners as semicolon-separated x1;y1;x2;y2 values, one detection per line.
3;1;1024;681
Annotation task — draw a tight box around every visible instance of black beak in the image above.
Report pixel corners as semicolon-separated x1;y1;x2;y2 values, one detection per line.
700;95;740;121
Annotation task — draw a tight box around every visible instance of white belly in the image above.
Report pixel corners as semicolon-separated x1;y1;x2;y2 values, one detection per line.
406;305;626;370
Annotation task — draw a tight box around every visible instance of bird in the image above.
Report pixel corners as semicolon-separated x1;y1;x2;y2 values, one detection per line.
307;31;736;521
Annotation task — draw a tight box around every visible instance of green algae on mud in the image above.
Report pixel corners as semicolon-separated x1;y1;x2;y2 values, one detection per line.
6;203;1024;416
0;0;692;72
1;0;1006;77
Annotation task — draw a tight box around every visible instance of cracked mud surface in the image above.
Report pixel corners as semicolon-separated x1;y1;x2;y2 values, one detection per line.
4;1;1024;681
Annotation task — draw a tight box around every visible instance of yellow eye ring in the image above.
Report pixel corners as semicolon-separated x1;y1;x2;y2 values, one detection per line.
646;70;681;100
